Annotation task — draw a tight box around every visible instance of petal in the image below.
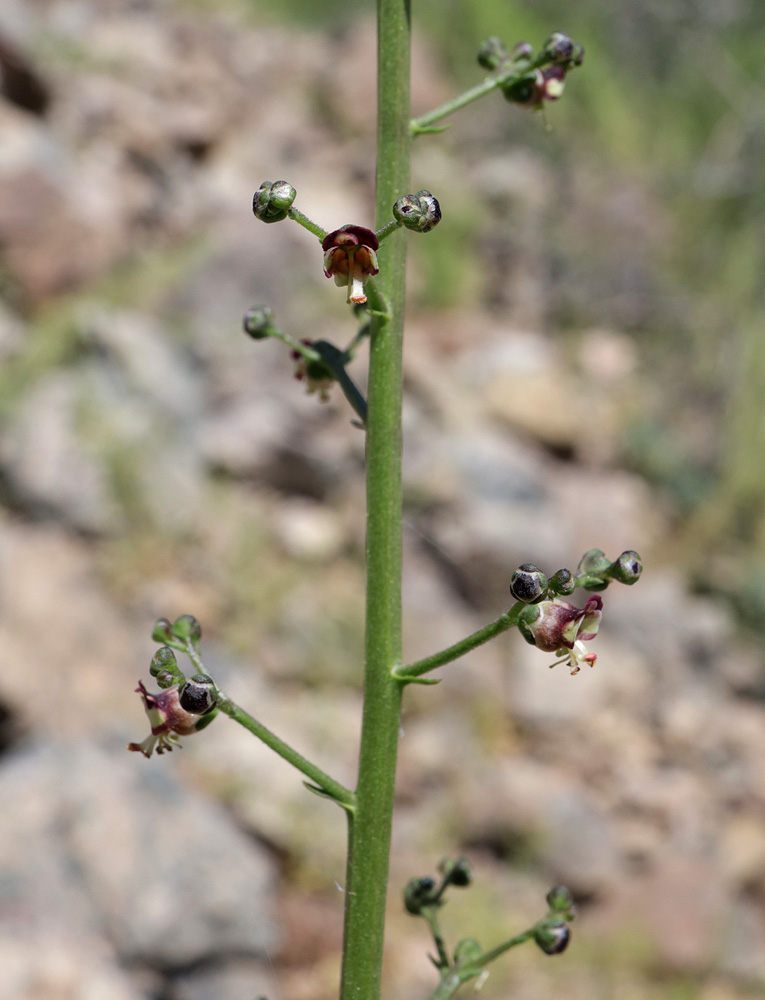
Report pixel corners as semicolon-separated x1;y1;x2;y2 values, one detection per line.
127;734;159;758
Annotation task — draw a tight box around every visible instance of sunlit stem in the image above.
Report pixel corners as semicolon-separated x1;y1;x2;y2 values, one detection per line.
288;206;328;240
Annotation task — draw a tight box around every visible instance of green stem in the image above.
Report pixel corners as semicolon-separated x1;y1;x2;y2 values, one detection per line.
216;695;355;808
410;66;532;133
338;2;410;999
424;929;535;1000
376;218;402;242
422;906;450;971
466;928;535;969
288;206;327;240
394;604;524;681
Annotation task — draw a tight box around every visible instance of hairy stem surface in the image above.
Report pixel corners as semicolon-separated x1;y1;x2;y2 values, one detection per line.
338;2;411;999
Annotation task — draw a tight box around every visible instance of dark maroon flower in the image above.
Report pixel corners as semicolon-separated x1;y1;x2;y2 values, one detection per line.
127;680;206;758
518;596;603;675
322;225;380;305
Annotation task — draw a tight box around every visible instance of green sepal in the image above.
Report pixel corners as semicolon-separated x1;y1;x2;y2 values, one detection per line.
192;708;219;732
574;574;610;592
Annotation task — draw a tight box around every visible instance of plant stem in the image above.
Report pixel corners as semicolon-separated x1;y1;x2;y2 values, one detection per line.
394;604;524;680
424;930;535;1000
338;2;410;999
410;66;531;133
288;206;327;240
216;695;354;808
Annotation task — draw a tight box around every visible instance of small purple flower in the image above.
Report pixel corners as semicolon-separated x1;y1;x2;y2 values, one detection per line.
322;225;380;305
127;680;204;758
519;595;603;675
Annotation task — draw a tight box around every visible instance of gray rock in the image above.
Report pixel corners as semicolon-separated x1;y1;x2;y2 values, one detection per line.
0;740;279;982
0;372;117;532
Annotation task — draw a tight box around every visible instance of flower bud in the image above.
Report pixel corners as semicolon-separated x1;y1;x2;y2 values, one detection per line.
546;885;574;913
454;938;483;968
510;41;534;62
171;614;202;644
548;568;575;597
150;646;185;689
252;180;296;224
577;549;611;576
393;190;441;233
152;617;173;643
534;919;570;955
542;32;575;65
502;71;543;106
243;305;275;340
404;876;437;915
510;563;549;604
179;674;217;715
438;856;473;888
477;36;507;71
608;550;643;585
576;549;611;589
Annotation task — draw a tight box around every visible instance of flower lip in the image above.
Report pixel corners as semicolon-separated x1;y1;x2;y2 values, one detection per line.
322;226;380;304
321;225;379;252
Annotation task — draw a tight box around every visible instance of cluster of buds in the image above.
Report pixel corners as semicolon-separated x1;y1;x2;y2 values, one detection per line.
404;856;473;916
534;886;576;956
290;338;335;400
127;615;219;759
509;550;642;674
252;180;297;223
477;32;584;110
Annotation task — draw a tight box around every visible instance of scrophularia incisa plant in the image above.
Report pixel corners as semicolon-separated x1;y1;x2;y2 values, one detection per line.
129;8;641;1000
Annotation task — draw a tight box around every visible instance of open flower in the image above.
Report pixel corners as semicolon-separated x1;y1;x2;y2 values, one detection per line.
518;595;603;675
322;225;379;305
127;680;205;758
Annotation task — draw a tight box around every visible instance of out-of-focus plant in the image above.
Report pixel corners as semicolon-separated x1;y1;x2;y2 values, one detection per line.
128;6;642;999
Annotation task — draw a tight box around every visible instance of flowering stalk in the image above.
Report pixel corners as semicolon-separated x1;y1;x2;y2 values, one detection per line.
337;3;410;999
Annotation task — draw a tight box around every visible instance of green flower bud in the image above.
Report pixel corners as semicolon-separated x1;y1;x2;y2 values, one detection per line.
171;614;202;644
510;41;534;63
548;568;575;597
179;674;217;715
477;36;507;71
453;938;483;968
252;180;296;223
152;617;173;643
438;856;473;887
534;918;570;955
546;885;574;913
608;550;643;585
502;72;542;106
393;190;441;233
510;563;549;604
577;549;611;576
576;549;611;589
542;32;575;65
243;305;275;340
404;876;437;915
150;646;185;689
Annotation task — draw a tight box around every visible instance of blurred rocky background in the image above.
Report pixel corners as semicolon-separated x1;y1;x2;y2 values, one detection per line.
1;0;764;998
